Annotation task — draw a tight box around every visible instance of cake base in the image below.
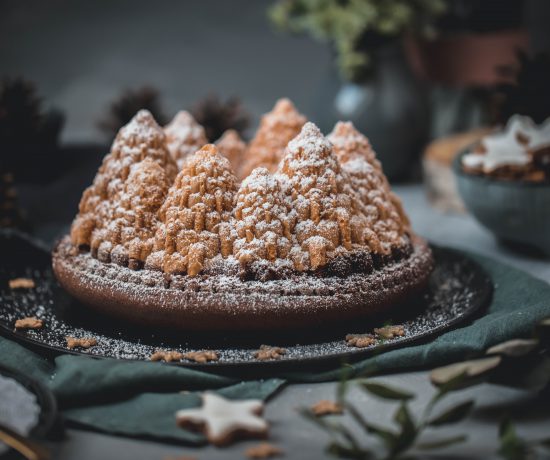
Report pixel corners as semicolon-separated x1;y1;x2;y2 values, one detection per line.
52;236;434;331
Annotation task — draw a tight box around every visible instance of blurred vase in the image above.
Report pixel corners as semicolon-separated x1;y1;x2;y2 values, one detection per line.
316;41;429;181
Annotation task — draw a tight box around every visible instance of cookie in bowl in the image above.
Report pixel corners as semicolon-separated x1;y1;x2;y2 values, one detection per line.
53;100;434;331
456;115;550;255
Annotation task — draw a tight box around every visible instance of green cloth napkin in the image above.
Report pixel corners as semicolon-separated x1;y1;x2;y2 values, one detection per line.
0;249;549;443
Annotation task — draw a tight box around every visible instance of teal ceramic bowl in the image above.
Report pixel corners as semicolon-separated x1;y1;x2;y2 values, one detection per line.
453;151;550;256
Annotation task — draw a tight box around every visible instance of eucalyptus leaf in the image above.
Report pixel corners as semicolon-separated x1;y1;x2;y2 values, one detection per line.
269;0;446;81
390;403;417;455
300;407;337;433
428;400;474;426
416;435;467;450
498;419;530;460
360;382;414;400
486;339;539;357
430;371;468;403
345;403;398;449
327;441;370;460
430;356;502;389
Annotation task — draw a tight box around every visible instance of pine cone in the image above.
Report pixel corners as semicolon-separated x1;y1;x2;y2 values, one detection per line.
0;76;63;173
191;94;250;142
98;86;167;138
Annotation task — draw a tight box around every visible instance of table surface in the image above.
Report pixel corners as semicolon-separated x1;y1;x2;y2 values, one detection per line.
41;184;549;460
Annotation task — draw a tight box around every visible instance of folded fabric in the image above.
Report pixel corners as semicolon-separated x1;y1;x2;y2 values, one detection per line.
0;249;549;443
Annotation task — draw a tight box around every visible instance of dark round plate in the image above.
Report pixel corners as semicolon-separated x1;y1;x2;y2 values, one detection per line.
0;230;492;374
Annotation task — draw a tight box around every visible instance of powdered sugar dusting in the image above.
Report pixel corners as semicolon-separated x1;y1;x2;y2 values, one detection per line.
147;144;238;276
164;111;208;169
70;110;177;248
239;98;306;178
69;105;417;279
328;121;410;250
2;242;487;363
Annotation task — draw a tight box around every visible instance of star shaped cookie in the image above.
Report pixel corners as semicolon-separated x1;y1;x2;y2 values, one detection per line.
176;392;268;446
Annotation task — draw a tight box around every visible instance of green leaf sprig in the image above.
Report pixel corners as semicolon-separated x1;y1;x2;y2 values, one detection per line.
304;316;550;459
269;0;446;82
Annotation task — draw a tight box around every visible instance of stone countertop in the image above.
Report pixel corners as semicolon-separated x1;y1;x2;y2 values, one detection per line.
49;184;550;460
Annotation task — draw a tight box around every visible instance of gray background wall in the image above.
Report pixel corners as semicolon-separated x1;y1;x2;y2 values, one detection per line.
0;0;331;142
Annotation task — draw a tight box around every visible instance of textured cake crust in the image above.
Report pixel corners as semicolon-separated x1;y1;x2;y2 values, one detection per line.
52;235;434;331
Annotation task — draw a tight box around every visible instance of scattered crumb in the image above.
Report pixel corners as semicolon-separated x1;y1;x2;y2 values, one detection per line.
311;400;343;416
66;336;98;349
374;325;405;339
183;350;219;363
150;350;184;362
14;317;43;330
9;278;35;289
253;345;287;361
345;334;375;348
245;443;283;459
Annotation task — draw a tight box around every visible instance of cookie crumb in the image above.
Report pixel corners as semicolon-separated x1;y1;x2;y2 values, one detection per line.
14;317;43;330
345;334;375;348
183;350;219;363
9;278;35;289
253;345;287;360
150;350;184;362
374;325;405;339
311;400;343;416
66;336;98;349
246;443;283;459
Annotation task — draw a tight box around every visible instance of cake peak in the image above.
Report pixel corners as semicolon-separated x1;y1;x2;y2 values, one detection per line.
215;130;247;175
164;110;208;169
287;122;331;155
113;109;165;149
272;97;297;115
328;121;375;164
239;99;306;177
330;121;364;141
217;129;242;145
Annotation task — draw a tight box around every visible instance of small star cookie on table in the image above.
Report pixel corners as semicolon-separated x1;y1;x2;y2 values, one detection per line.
176;392;268;446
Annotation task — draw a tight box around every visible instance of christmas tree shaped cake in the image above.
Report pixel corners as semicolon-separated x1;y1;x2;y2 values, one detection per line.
53;101;433;331
71;110;177;248
147;144;238;275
